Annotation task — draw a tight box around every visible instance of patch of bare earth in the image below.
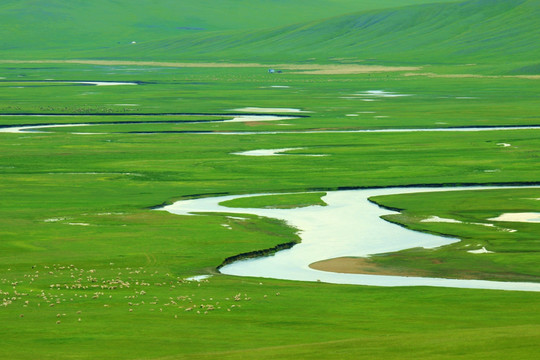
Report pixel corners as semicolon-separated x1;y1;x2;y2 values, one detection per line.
280;64;421;75
309;257;430;277
310;257;540;282
0;60;420;75
403;72;540;80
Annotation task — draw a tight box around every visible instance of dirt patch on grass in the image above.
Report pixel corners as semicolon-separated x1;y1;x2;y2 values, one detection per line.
309;257;429;277
0;60;420;75
403;72;540;80
403;72;489;78
282;65;421;75
310;256;540;282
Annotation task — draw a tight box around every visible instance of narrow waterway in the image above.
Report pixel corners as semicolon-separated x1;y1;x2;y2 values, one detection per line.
0;117;538;135
159;186;540;292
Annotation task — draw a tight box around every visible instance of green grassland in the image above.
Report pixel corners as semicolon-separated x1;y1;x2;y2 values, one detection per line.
0;0;460;57
106;0;540;67
1;62;539;360
1;0;540;359
369;188;540;282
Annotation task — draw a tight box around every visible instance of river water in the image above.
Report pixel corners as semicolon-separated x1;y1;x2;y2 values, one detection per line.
159;186;540;292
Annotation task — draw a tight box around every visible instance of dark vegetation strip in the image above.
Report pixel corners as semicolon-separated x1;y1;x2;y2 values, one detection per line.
0;113;307;129
0;112;307;117
216;241;298;271
147;192;231;209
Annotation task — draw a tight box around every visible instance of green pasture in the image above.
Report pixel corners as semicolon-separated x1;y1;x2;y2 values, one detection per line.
1;64;539;359
2;0;539;70
369;188;540;282
1;0;457;55
1;63;539;132
2;0;540;358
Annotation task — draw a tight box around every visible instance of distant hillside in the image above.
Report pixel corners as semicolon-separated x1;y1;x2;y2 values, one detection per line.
2;0;538;68
108;0;538;65
0;0;457;54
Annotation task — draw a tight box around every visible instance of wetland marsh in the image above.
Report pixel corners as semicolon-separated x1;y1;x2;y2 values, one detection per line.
1;60;539;360
2;0;540;358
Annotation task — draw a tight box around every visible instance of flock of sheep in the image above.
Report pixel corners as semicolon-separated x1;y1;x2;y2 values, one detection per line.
1;263;281;324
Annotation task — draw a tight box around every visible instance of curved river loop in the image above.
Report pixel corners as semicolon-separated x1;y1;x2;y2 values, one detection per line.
158;187;540;292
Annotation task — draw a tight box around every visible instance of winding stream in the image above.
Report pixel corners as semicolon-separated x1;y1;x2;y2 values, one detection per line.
2;114;539;290
159;186;540;292
0;116;538;135
0;114;299;133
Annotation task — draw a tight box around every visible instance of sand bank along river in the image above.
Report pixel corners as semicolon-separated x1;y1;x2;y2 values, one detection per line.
159;186;540;292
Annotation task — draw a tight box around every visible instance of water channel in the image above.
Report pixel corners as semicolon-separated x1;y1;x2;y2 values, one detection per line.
159;186;540;292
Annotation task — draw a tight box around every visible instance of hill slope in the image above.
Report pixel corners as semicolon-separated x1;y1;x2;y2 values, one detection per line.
112;0;538;65
0;0;458;54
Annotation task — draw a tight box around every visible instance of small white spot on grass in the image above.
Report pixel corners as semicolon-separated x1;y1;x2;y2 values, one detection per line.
470;222;496;228
467;247;494;254
231;107;309;113
44;217;67;223
355;90;412;98
184;275;212;282
227;216;247;221
497;143;511;147
489;212;540;223
232;147;325;157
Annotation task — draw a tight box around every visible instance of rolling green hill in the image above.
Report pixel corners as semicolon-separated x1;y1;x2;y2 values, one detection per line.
109;0;539;66
0;0;459;55
4;0;537;68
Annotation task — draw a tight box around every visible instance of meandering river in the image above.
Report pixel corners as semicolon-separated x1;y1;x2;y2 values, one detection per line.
159;186;540;292
0;115;538;134
2;114;539;291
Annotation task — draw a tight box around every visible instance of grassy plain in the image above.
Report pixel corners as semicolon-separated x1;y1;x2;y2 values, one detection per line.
1;0;540;358
1;61;539;359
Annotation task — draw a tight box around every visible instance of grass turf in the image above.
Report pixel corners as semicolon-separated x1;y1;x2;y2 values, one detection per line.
1;0;540;358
